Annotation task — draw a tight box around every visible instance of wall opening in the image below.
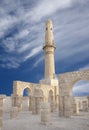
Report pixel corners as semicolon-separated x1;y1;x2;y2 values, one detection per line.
72;80;89;112
23;88;31;96
72;80;89;97
22;87;31;111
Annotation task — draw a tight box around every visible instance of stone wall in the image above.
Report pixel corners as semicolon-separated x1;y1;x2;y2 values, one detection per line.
12;80;59;114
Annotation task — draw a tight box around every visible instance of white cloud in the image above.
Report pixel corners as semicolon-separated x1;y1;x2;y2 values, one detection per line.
72;0;89;5
29;0;71;21
17;43;31;53
2;37;18;52
15;29;29;39
0;56;20;69
0;0;89;69
54;5;89;63
33;56;44;68
24;46;42;61
0;15;17;38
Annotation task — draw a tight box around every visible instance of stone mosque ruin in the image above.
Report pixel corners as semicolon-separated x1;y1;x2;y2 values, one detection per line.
0;19;89;129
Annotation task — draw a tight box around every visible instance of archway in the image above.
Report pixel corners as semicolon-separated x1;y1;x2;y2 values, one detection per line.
72;80;89;113
22;87;31;111
58;69;89;117
23;87;31;96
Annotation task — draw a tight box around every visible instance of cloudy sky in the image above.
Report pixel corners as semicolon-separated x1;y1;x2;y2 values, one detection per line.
0;0;89;96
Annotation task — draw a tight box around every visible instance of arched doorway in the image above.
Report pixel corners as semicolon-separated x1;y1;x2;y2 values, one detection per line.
72;80;89;113
22;87;31;111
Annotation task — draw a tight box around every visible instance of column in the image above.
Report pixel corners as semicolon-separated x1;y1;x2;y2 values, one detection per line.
87;96;89;108
82;101;88;111
59;96;64;117
50;96;56;112
32;96;43;115
11;94;22;112
64;95;71;118
56;95;59;108
29;95;32;111
10;107;18;119
71;98;79;115
41;102;51;125
76;102;79;115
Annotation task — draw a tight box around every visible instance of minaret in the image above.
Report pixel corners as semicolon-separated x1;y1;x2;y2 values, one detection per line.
43;19;56;79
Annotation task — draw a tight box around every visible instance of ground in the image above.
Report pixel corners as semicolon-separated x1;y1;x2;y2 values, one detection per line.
2;111;89;130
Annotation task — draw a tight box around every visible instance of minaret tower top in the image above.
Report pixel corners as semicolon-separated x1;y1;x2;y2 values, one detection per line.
43;19;56;79
43;19;56;48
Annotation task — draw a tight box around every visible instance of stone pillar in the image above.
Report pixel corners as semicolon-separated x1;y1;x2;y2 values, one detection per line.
50;101;56;112
10;107;18;119
17;96;22;112
87;96;89;108
11;94;22;112
32;96;42;114
71;98;79;115
32;97;36;114
0;95;5;130
49;94;56;112
76;102;79;115
59;95;72;118
82;101;88;111
50;102;55;112
56;95;59;108
36;97;42;114
64;96;71;118
41;103;50;125
29;95;32;111
59;96;64;117
11;94;17;106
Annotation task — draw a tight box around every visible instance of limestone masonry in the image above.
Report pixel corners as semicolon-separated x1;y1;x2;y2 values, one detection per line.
0;19;89;129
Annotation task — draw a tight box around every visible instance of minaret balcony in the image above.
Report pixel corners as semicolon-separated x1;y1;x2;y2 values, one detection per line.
43;44;56;50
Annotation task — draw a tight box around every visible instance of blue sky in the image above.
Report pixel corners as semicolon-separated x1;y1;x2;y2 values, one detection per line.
0;0;89;96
